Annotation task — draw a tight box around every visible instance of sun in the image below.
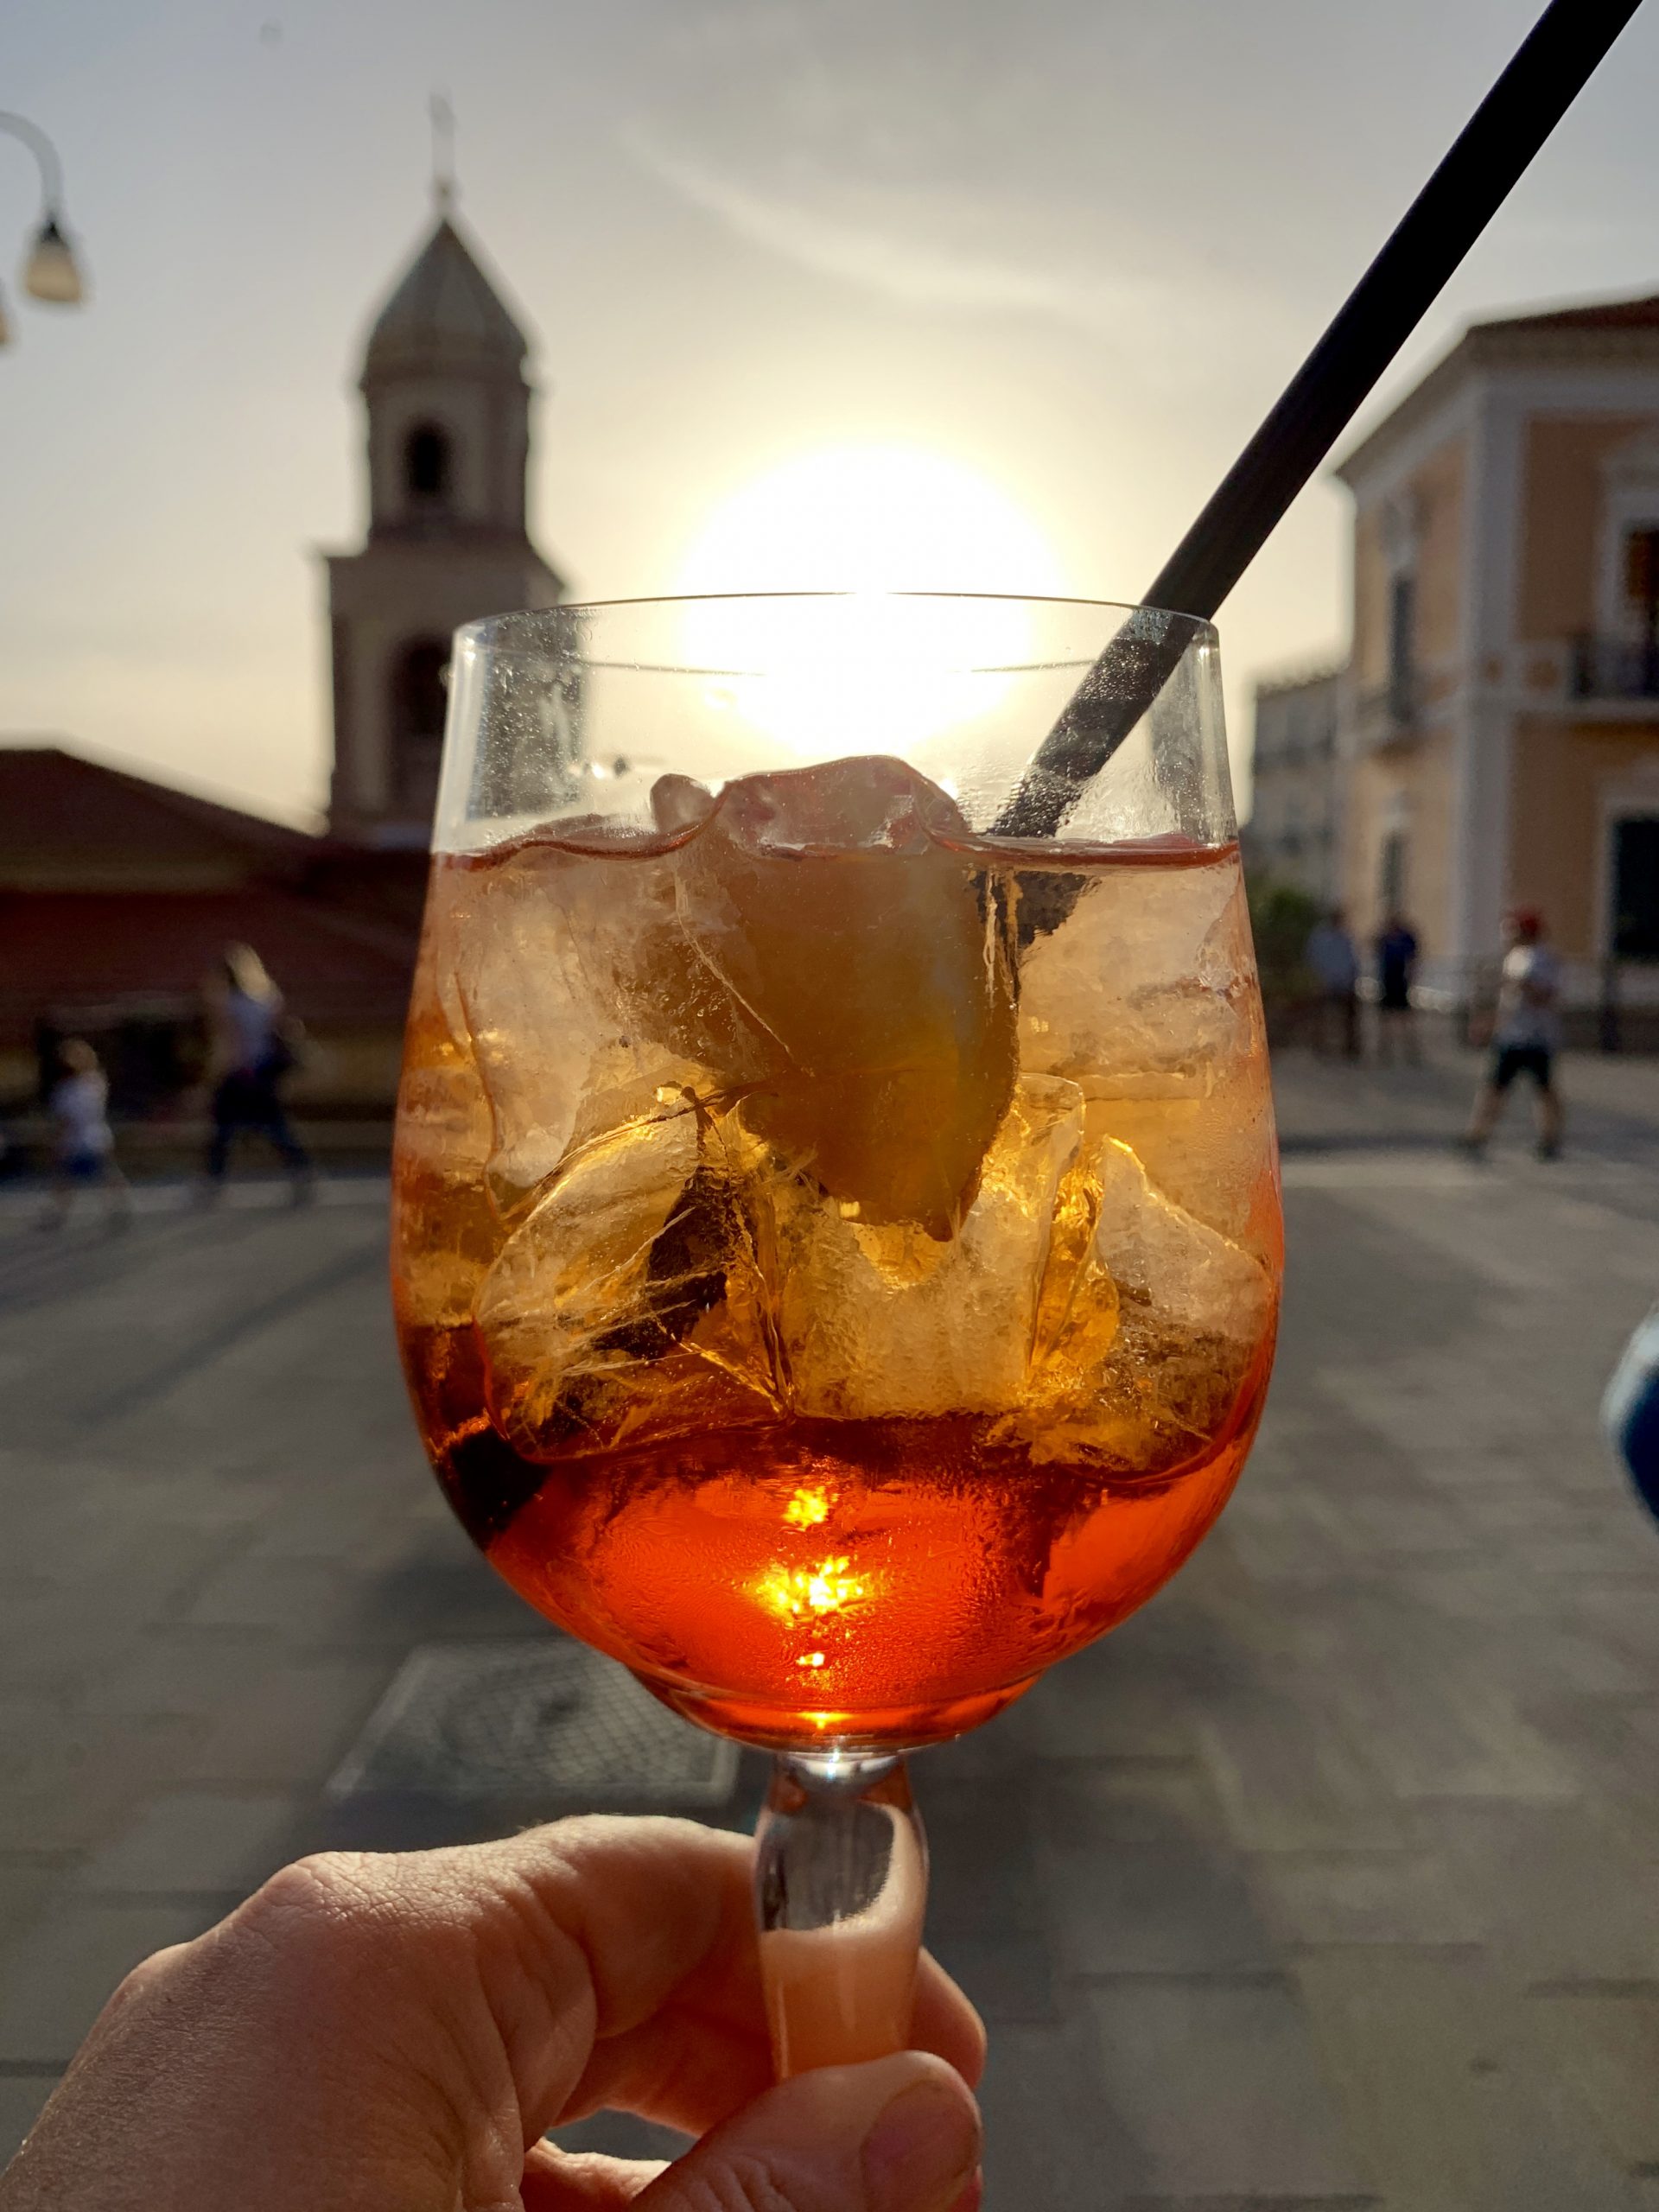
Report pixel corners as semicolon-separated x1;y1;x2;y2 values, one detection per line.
676;444;1065;600
671;444;1067;759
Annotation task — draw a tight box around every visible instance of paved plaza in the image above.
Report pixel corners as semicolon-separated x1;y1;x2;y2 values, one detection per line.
3;1040;1659;2205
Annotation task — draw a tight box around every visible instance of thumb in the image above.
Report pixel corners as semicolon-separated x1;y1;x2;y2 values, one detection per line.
633;2050;980;2212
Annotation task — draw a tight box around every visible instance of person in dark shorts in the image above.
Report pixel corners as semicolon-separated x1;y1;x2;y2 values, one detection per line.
1463;909;1564;1159
1374;912;1420;1065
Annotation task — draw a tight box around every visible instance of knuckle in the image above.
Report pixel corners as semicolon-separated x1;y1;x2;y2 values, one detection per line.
672;2149;800;2212
236;1853;396;1962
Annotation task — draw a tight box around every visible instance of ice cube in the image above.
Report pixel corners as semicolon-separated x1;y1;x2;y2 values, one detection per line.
651;772;718;837
667;757;1018;1236
773;1077;1086;1418
451;837;766;1220
391;924;499;1330
472;1107;782;1457
1014;1135;1274;1473
1018;856;1249;1100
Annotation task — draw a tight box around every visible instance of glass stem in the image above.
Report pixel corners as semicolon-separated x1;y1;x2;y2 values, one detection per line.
753;1749;927;2078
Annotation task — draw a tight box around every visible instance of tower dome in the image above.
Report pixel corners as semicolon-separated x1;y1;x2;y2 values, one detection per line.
362;211;530;383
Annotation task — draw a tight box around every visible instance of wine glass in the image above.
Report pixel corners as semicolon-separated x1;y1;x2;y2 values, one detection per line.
391;593;1281;2079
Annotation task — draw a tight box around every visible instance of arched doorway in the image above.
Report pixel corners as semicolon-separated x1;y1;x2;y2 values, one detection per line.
391;638;450;821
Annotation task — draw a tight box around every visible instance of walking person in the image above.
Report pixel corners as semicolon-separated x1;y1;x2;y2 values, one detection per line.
1463;909;1565;1160
1304;906;1362;1059
1374;912;1421;1065
201;944;315;1201
37;1038;130;1230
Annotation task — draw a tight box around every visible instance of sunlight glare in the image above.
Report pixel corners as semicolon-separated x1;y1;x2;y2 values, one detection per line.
673;445;1065;758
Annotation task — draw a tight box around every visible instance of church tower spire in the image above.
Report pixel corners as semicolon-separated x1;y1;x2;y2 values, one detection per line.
323;160;565;846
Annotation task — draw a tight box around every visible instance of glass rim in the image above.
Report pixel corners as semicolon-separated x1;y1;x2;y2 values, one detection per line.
454;592;1219;661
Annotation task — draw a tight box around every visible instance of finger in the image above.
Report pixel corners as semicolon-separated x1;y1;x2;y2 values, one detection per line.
563;2004;772;2134
563;1955;983;2138
462;1819;982;2134
521;2138;666;2208
631;2050;980;2212
912;1955;987;2091
471;1815;760;2043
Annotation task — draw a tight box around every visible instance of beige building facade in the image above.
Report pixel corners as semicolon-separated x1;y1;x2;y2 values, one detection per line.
1335;295;1659;1010
324;191;564;846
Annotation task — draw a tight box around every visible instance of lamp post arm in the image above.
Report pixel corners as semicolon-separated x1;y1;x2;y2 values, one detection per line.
0;112;67;217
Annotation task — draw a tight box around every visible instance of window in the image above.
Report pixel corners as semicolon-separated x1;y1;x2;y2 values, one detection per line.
404;423;451;504
1387;575;1416;717
1379;828;1409;914
1625;527;1659;611
1612;816;1659;959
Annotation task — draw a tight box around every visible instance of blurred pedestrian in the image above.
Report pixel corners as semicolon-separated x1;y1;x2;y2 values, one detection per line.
38;1039;130;1231
1462;909;1564;1159
1304;906;1361;1059
201;944;314;1201
1374;912;1421;1065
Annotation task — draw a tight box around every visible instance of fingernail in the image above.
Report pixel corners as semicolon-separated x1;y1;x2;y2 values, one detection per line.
861;2079;979;2212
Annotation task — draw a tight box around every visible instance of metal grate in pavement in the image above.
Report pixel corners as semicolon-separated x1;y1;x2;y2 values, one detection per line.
327;1640;738;1809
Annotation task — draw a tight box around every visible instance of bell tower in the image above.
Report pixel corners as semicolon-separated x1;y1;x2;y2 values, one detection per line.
325;177;564;845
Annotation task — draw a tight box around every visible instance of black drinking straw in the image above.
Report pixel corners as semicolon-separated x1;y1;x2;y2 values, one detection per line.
995;0;1647;839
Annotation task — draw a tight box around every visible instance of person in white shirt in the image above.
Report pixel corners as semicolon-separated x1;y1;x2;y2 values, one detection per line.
1463;909;1565;1159
39;1038;130;1230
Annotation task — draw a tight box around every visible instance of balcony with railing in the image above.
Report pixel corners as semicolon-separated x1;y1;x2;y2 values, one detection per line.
1569;635;1659;702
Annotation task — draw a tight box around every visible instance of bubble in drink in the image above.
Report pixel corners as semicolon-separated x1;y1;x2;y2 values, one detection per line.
393;756;1280;1748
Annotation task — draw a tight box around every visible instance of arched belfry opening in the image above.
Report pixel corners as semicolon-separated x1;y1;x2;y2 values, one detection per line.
404;422;451;505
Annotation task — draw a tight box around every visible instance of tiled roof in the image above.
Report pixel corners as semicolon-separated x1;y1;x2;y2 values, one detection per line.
0;747;314;889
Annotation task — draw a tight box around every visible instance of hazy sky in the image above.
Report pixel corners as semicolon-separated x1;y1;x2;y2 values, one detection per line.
4;0;1659;826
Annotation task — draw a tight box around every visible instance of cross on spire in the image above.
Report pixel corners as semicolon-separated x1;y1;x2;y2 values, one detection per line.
429;92;456;212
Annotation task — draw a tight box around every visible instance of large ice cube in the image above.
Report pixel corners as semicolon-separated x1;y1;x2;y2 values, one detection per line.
774;1077;1088;1418
451;837;765;1220
664;757;1019;1237
1014;1135;1274;1473
472;1107;782;1456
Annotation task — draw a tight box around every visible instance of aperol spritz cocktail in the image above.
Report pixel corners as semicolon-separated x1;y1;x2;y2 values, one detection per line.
391;600;1281;1755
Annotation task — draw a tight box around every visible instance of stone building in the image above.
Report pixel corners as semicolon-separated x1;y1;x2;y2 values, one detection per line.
1334;292;1659;1013
1243;667;1343;905
323;186;565;845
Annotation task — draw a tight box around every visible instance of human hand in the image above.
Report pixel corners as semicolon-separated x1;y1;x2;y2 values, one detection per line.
0;1815;983;2212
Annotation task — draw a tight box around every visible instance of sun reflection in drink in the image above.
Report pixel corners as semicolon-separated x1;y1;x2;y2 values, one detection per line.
756;1556;868;1623
784;1485;832;1529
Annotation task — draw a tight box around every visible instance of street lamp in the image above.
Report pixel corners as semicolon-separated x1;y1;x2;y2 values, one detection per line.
0;112;87;347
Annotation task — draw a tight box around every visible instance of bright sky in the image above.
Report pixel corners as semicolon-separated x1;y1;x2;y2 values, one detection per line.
4;0;1659;828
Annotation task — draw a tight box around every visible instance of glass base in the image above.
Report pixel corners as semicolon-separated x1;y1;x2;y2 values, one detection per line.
645;1670;1036;1754
753;1751;928;2078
